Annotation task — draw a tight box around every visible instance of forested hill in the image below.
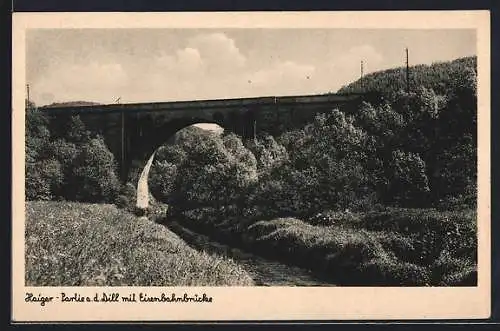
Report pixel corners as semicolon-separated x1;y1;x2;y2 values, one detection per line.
43;101;102;108
337;56;477;98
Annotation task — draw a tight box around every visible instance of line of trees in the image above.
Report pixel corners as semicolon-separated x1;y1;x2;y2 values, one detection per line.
25;101;122;203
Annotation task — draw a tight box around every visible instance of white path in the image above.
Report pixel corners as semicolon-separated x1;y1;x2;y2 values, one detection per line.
136;152;156;210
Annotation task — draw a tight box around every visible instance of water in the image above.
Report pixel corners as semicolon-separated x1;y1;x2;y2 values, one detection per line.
166;221;336;286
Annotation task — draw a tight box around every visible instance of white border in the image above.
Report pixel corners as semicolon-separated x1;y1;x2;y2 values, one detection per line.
12;11;491;321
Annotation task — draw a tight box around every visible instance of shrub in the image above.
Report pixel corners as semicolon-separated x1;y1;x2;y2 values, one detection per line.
26;165;52;201
25;103;50;160
149;160;178;202
357;208;476;267
246;134;289;175
114;182;137;210
431;249;477;285
387;150;430;207
307;210;362;226
25;159;64;201
358;256;431;285
277;110;376;214
171;132;257;211
68;136;121;203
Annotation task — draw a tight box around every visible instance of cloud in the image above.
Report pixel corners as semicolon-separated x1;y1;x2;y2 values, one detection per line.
187;33;247;71
156;47;203;75
334;44;384;71
245;61;316;96
146;32;246;86
32;61;128;104
249;61;315;85
323;44;385;91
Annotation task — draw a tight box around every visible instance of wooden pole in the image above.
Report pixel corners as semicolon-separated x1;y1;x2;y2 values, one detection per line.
405;48;410;94
360;61;364;90
253;118;257;142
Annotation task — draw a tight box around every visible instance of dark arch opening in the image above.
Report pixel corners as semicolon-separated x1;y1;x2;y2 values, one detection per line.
212;112;225;124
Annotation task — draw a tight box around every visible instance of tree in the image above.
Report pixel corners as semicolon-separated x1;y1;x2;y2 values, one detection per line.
149;160;178;202
25;102;50;162
65;115;91;143
170;132;257;211
251;110;378;217
25;101;63;200
246;134;289;176
68;136;121;203
26;159;64;201
388;150;430;207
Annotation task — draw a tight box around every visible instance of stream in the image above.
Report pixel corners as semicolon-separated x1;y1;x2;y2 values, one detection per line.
164;221;336;286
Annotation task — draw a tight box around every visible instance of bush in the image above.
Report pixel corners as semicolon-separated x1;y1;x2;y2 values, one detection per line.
431;249;477;285
25;103;50;161
114;182;137;210
68;136;121;203
356;208;476;266
307;210;362;226
25;159;64;201
149;160;178;202
171;132;257;211
246;134;289;175
387;150;430;207
242;217;434;285
358;256;430;285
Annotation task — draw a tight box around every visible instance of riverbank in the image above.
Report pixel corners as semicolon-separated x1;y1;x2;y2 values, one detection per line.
161;207;477;286
165;220;336;286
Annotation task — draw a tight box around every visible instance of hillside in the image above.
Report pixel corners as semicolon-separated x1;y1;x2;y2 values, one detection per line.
43;101;102;108
338;56;477;98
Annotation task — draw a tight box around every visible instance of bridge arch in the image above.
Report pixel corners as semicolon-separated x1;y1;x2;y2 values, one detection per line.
132;120;227;213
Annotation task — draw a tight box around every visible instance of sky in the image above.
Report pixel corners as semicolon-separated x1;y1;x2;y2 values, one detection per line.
26;29;476;107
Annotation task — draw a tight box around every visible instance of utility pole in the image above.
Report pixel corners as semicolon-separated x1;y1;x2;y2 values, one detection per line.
405;47;410;94
26;84;30;107
360;60;364;90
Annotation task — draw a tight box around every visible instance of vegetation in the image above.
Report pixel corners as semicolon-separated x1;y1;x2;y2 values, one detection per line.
42;101;102;108
165;205;476;286
338;57;477;209
338;56;477;98
25;55;478;286
25;201;254;286
26;104;121;203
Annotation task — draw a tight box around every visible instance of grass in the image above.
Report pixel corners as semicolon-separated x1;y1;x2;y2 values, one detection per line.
172;207;477;286
25;201;254;286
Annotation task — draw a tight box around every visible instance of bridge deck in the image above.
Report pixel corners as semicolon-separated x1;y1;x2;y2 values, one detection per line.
39;93;364;114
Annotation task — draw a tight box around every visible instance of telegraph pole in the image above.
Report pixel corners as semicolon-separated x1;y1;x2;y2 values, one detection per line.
405;47;410;94
360;60;364;90
26;84;30;107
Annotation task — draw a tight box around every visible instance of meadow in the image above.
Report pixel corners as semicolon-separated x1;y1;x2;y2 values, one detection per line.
25;201;254;286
